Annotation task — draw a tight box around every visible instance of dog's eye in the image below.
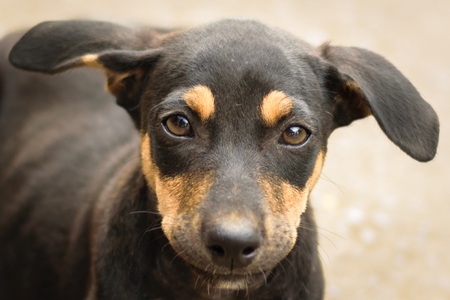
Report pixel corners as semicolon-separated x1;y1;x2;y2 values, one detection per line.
281;125;310;146
164;115;192;137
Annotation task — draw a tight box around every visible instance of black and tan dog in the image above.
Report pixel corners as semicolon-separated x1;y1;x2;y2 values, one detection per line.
0;19;439;299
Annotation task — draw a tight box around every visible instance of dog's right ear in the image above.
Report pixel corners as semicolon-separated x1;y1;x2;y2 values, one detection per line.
9;20;163;117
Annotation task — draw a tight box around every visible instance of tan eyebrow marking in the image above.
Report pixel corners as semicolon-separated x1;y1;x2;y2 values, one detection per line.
260;90;294;126
183;85;215;122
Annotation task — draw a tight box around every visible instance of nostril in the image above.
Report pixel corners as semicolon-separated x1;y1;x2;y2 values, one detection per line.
208;245;225;257
242;246;257;257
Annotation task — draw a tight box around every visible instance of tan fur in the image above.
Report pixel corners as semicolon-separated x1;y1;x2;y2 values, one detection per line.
183;85;215;121
342;81;372;117
259;150;324;228
139;132;213;240
157;173;213;239
105;72;133;95
140;133;157;191
81;54;103;69
260;90;294;126
81;54;132;96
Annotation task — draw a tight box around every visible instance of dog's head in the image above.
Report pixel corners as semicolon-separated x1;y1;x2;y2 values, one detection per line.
10;19;439;290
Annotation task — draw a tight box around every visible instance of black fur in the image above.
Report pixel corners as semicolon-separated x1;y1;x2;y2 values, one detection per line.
0;19;439;300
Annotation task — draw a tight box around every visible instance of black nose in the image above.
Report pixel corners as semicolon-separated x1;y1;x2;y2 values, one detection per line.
204;220;261;270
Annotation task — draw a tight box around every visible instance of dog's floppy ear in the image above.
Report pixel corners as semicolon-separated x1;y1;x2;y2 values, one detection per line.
9;20;163;116
320;44;439;162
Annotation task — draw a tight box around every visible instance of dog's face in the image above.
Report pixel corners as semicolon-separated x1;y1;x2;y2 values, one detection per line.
9;19;439;291
139;23;332;288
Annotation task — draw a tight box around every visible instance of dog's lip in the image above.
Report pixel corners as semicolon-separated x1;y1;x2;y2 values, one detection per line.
190;265;269;289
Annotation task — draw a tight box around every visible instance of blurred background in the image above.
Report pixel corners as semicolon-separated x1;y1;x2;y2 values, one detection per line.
0;0;448;299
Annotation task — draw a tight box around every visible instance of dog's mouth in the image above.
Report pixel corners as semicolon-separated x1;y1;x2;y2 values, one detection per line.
189;265;269;291
162;217;297;293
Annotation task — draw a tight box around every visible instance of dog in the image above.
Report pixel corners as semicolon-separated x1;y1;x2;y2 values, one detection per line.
0;19;439;300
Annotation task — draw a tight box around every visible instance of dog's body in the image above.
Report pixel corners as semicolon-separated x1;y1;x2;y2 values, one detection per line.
0;20;439;300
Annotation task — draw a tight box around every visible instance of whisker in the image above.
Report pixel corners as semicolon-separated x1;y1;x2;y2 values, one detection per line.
276;259;287;277
317;246;330;268
295;228;333;267
169;249;185;269
194;274;201;289
129;210;161;215
147;233;168;245
201;276;209;288
299;224;341;249
161;241;172;253
124;155;140;165
137;217;166;247
318;172;347;195
117;155;140;172
144;226;163;234
296;236;314;265
245;277;249;297
138;228;151;248
315;225;345;240
258;267;268;285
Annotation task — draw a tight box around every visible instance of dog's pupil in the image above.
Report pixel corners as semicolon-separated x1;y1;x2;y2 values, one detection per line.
166;115;190;136
175;115;189;128
283;126;307;145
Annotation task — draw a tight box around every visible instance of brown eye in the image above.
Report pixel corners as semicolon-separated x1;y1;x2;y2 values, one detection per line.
281;125;309;146
164;115;192;137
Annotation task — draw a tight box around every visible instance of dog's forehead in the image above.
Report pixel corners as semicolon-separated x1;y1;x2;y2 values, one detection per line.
175;19;311;51
156;20;322;117
165;20;314;80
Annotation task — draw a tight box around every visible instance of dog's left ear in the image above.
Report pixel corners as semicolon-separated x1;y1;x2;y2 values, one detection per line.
9;20;164;122
320;44;439;162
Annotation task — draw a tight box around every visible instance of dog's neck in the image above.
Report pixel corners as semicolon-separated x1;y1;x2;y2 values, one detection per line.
91;162;323;299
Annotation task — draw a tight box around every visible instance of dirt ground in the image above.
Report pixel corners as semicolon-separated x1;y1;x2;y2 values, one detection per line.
1;0;449;299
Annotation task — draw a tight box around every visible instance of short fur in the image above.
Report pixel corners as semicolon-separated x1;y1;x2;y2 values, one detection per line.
0;19;439;300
